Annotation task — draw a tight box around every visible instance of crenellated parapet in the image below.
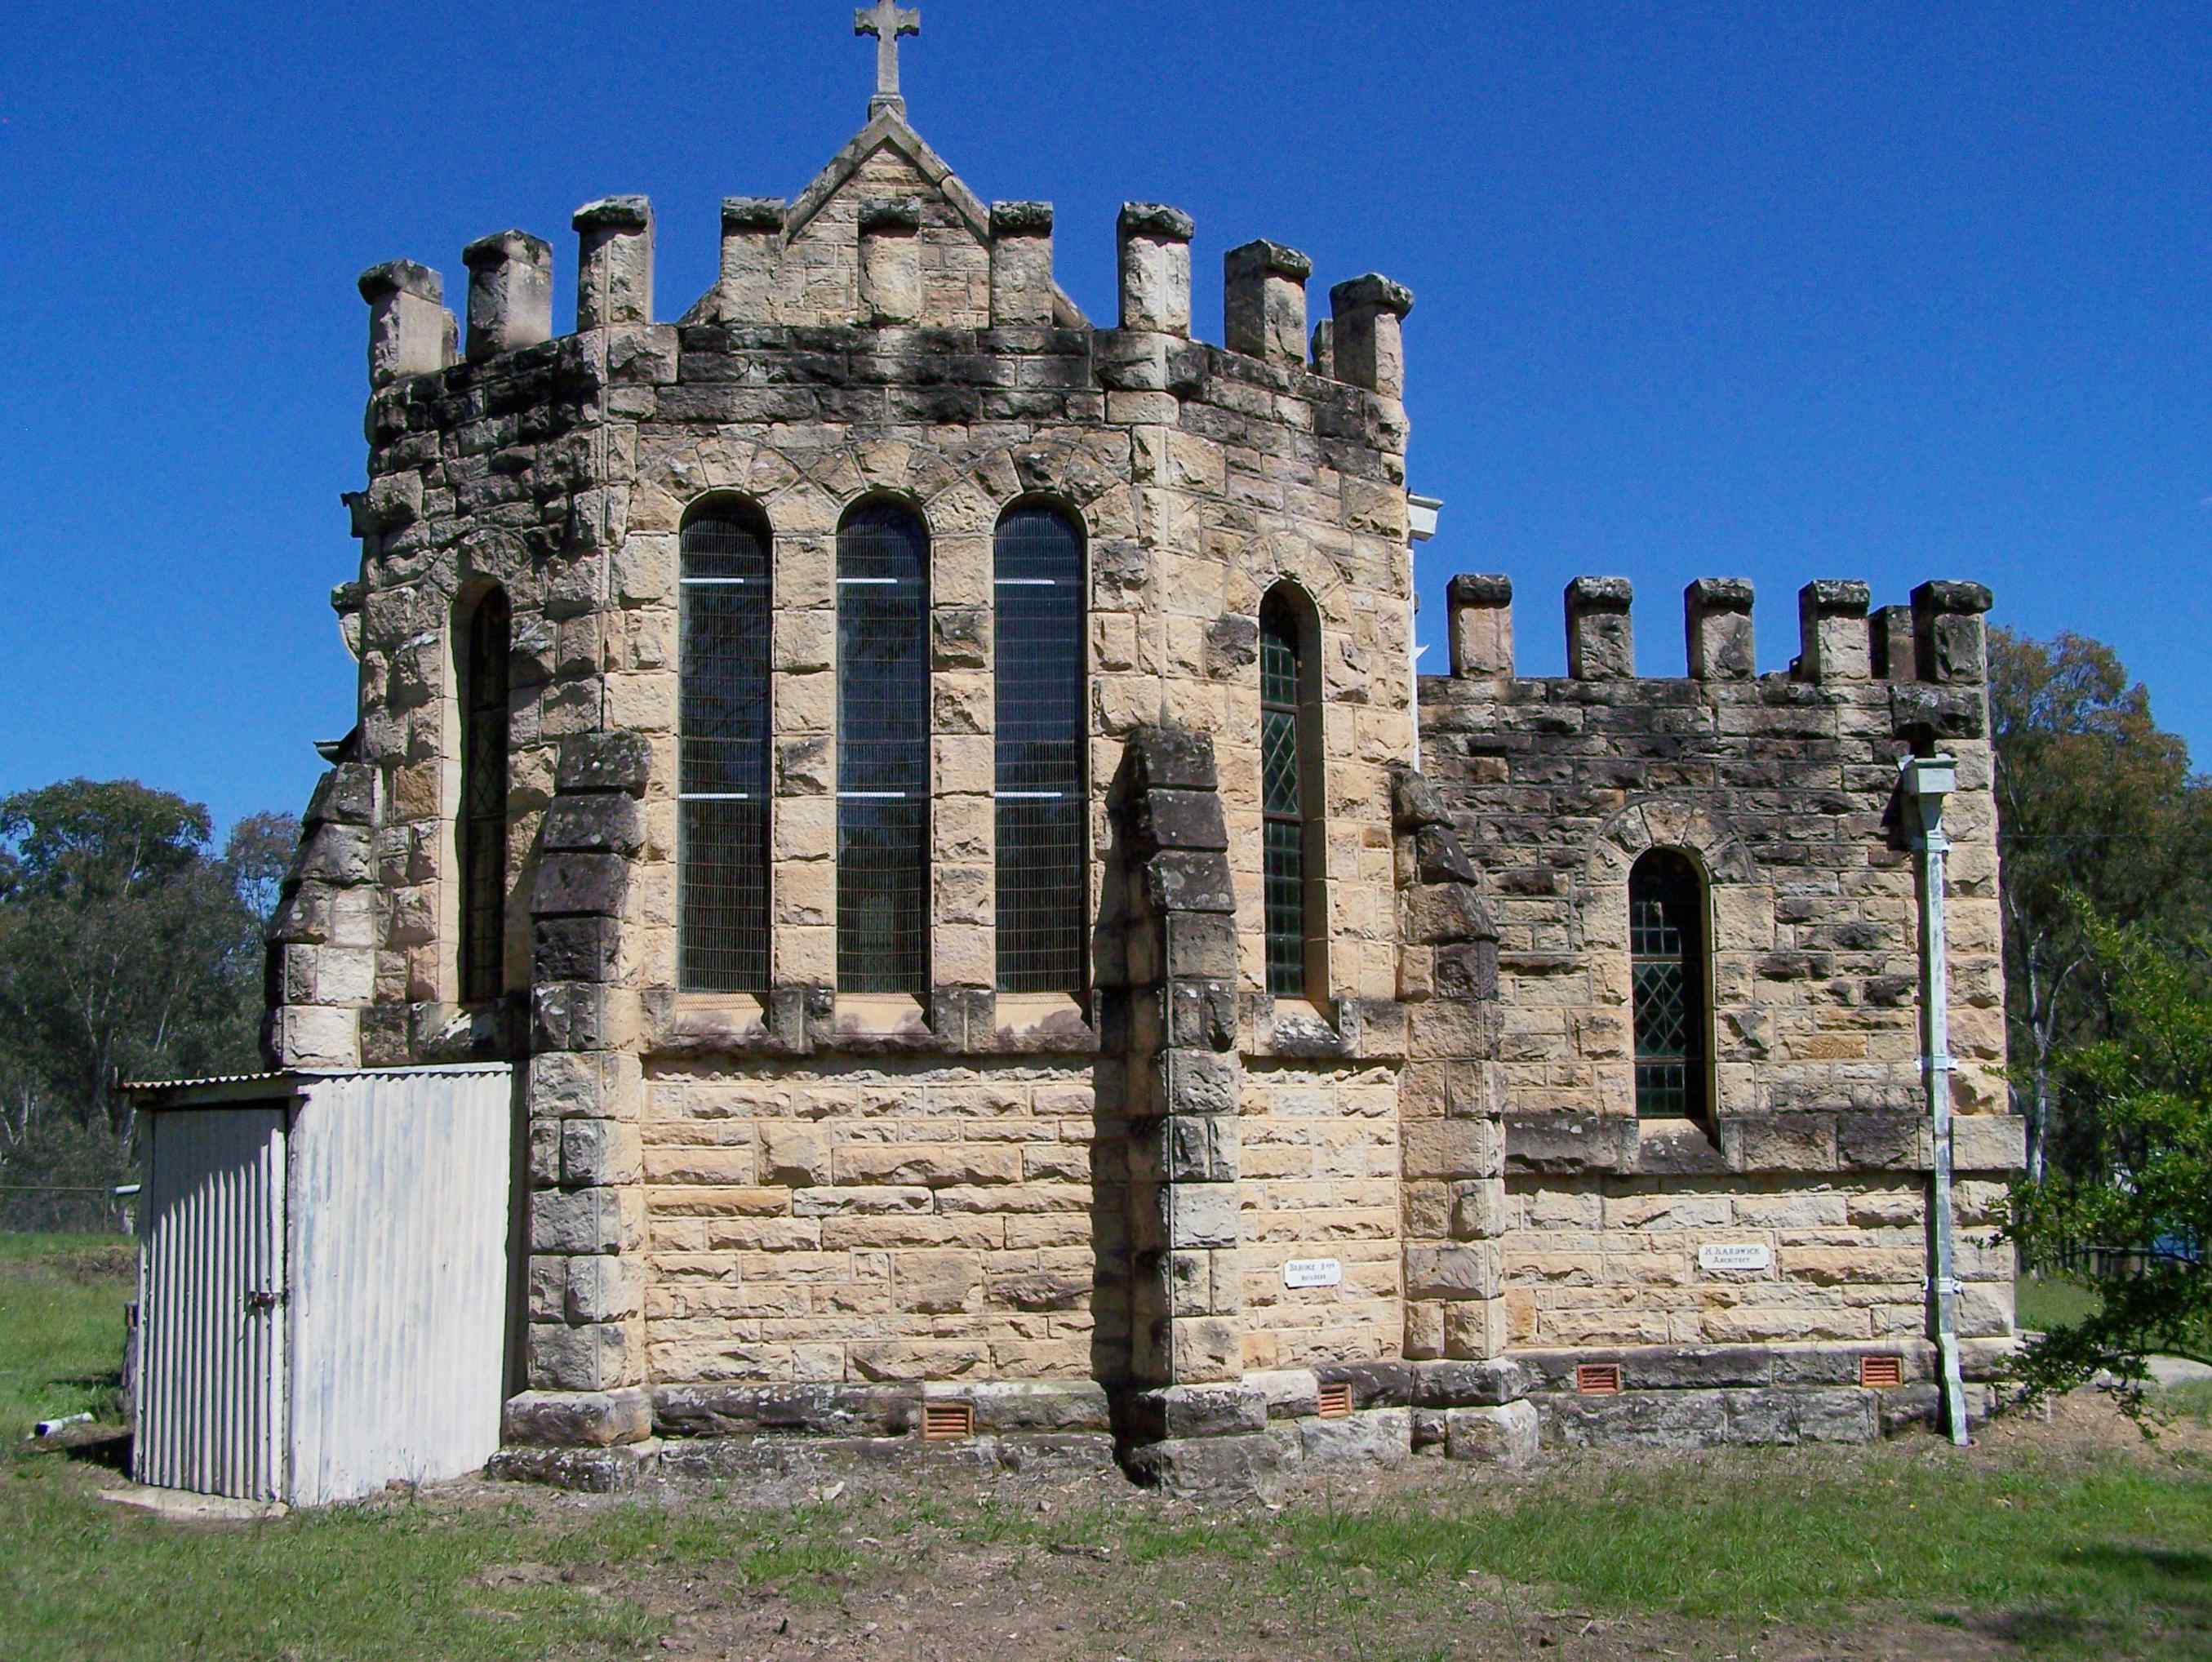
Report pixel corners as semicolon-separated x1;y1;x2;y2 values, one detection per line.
1444;572;1993;702
350;113;1417;411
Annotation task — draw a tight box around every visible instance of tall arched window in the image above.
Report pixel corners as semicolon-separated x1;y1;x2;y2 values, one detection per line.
458;588;510;1007
1259;584;1321;999
1630;849;1709;1119
679;497;773;993
994;503;1086;993
837;500;930;994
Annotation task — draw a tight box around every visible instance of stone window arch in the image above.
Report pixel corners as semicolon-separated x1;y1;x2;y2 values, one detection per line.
678;495;774;993
456;585;511;1007
993;500;1086;993
1259;581;1325;999
837;497;931;995
1630;848;1710;1120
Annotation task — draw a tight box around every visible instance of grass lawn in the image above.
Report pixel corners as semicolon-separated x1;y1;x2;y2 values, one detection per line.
7;1232;2212;1661
2019;1273;2103;1333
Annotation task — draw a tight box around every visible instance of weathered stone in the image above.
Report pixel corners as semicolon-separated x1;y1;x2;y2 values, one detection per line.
1123;1431;1285;1498
1313;1360;1418;1409
1538;1390;1729;1450
1444;1400;1539;1465
557;731;652;796
503;1388;651;1448
1447;574;1514;676
653;1384;915;1438
1299;1406;1411;1466
962;1380;1113;1433
1126;1382;1267;1441
542;794;644;855
1412;1358;1528;1407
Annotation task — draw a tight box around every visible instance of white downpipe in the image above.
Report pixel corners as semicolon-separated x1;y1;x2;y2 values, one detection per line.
1903;754;1972;1446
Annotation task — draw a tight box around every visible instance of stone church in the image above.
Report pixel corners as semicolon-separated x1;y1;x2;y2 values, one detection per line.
266;14;2021;1487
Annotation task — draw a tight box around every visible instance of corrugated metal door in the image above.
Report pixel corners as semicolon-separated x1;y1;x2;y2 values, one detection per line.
134;1105;288;1500
286;1068;513;1504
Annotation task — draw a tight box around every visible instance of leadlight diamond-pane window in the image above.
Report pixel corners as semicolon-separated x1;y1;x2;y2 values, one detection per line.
994;504;1086;993
460;589;510;1007
838;501;930;995
1631;849;1708;1119
1260;590;1308;998
680;501;772;993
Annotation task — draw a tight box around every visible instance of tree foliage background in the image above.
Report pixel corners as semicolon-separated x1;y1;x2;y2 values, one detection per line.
0;780;294;1230
1991;629;2212;1184
2005;918;2210;1400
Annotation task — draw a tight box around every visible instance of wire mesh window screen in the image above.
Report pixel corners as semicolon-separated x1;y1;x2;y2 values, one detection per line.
679;503;773;993
1630;849;1708;1118
994;505;1086;993
460;589;510;1007
837;501;930;994
1259;590;1308;998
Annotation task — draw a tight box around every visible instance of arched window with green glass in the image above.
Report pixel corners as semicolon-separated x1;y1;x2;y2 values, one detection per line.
678;496;773;993
1630;848;1710;1119
1259;584;1323;999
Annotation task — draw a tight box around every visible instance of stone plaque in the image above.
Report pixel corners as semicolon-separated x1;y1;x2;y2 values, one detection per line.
1283;1258;1343;1289
1698;1243;1773;1272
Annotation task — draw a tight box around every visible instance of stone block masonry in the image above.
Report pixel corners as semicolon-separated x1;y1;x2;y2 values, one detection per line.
1425;573;2011;1365
264;64;2015;1491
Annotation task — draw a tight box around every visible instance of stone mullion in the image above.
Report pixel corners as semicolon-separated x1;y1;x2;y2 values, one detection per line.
931;530;993;1036
772;529;837;1004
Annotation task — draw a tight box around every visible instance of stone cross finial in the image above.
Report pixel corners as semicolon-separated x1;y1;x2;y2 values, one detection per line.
855;0;921;115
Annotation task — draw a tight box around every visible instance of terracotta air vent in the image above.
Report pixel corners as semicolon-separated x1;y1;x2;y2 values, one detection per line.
922;1400;975;1442
1575;1363;1624;1396
1317;1381;1354;1420
1859;1355;1903;1390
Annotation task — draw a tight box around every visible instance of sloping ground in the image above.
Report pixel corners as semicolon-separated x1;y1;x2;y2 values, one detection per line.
6;1233;2211;1662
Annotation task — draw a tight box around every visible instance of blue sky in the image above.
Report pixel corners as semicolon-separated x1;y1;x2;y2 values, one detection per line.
4;1;2206;835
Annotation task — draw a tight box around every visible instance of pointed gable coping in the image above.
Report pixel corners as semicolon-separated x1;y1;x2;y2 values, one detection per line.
783;109;1088;329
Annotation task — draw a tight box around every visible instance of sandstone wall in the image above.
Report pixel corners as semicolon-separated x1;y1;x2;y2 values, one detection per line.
271;110;1428;1407
1501;1173;2014;1349
640;1056;1117;1384
1419;576;2020;1356
1237;1060;1402;1369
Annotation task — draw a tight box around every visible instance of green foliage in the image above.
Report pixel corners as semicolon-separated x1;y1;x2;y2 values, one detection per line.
0;780;297;1228
1990;629;2212;1183
2006;917;2212;1401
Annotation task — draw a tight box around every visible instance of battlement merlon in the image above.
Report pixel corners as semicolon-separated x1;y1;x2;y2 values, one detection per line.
1224;239;1313;368
462;230;553;364
1118;202;1196;337
573;196;655;330
358;260;456;388
1441;573;1995;688
989;201;1055;327
1330;274;1415;398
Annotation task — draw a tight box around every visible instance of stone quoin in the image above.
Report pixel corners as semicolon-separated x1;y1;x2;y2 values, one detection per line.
269;12;2019;1492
